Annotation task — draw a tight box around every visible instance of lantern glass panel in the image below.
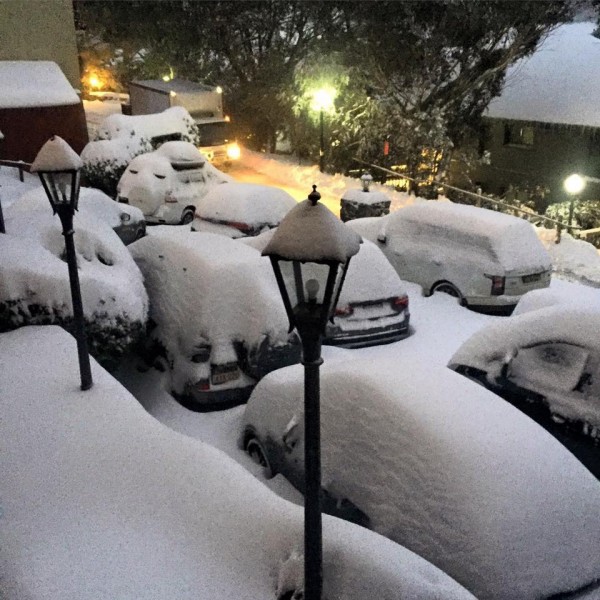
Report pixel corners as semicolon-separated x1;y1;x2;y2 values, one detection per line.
277;260;341;311
41;171;80;209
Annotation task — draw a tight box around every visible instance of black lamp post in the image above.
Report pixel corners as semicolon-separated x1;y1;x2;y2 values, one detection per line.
31;136;93;391
0;129;5;234
311;88;335;174
263;185;361;600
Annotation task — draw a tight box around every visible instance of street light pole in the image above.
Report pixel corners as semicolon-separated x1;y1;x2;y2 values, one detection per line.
57;204;93;390
263;186;361;600
31;136;93;391
319;109;324;174
564;173;586;236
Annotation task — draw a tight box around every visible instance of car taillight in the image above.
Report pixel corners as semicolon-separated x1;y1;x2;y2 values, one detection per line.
229;221;252;233
391;295;409;311
195;378;210;391
490;275;505;296
334;305;354;317
165;191;178;203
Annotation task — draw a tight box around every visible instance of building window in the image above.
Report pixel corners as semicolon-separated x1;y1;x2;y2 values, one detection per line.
503;123;534;147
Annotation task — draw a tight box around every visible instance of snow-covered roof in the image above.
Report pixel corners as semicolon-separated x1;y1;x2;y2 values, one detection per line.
130;78;216;94
263;197;362;263
486;23;600;128
0;61;80;109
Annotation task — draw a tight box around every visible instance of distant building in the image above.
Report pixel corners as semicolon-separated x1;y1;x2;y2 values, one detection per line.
0;62;88;162
0;0;80;88
468;22;600;204
0;1;86;162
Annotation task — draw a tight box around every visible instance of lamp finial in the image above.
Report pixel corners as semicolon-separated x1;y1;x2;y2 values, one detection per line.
308;185;321;206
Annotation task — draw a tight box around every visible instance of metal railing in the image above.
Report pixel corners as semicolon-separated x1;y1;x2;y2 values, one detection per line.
0;159;31;182
353;157;577;243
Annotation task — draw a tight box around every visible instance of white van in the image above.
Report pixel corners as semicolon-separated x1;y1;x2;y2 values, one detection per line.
351;202;552;310
116;141;231;225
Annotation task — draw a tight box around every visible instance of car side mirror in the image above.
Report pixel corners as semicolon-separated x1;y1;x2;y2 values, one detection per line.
377;232;387;245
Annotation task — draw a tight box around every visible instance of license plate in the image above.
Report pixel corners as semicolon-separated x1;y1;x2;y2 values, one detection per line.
522;273;541;283
211;364;239;385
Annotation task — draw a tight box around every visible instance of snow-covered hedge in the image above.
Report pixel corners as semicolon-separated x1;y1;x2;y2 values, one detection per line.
81;106;201;198
0;202;148;370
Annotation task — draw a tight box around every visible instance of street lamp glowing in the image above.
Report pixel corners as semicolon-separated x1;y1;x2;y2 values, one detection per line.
310;87;336;113
88;73;101;89
564;173;586;195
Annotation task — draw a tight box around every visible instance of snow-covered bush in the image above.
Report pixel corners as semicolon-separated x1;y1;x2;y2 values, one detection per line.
81;106;201;198
81;136;152;198
0;204;148;370
546;199;600;246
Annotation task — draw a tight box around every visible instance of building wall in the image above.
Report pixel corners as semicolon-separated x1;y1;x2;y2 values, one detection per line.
0;0;80;88
470;118;600;204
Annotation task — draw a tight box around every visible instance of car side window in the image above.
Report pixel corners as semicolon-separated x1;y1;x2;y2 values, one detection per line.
509;342;589;393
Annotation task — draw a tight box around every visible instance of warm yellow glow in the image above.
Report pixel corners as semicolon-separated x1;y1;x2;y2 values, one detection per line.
226;143;241;160
215;86;223;94
88;74;102;89
564;173;586;195
224;115;231;122
162;74;172;82
310;87;336;113
169;91;177;97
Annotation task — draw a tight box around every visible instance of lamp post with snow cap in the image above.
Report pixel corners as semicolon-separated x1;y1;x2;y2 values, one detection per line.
31;136;93;391
262;185;361;600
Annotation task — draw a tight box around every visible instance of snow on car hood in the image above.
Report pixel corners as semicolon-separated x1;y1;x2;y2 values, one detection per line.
196;182;296;227
244;356;600;599
129;232;290;354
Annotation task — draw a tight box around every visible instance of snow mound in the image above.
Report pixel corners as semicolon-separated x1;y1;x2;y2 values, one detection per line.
244;357;600;599
0;325;476;600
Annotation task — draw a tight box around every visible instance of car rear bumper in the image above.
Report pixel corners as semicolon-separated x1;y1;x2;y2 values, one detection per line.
174;383;254;412
324;320;410;349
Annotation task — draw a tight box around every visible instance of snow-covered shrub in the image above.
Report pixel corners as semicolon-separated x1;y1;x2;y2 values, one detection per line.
546;199;600;246
81;136;152;198
82;106;201;198
0;205;148;371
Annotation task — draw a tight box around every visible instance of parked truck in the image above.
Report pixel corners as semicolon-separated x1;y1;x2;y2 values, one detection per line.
128;79;241;168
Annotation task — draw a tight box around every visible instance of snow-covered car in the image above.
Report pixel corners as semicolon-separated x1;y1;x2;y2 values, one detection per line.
241;356;600;600
129;232;301;410
243;231;411;348
6;186;146;245
448;306;600;475
192;182;297;237
0;326;476;600
116;141;231;225
1;196;148;368
349;202;552;311
513;279;600;316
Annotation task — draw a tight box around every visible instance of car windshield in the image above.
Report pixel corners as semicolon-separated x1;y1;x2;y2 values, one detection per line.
197;121;231;146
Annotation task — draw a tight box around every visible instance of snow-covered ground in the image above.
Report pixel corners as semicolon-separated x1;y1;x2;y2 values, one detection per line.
3;132;600;598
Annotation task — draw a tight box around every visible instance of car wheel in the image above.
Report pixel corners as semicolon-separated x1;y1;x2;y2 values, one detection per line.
180;209;195;225
245;436;273;478
431;281;466;306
